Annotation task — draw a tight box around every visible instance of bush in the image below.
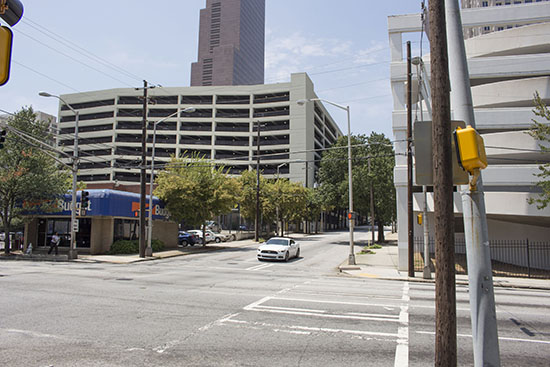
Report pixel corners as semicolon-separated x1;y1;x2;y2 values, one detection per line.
109;239;165;255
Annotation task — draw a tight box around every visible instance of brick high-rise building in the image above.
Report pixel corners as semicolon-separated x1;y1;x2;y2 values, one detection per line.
191;0;265;86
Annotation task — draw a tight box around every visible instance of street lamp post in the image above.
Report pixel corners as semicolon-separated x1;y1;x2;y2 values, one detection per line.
297;98;355;265
146;107;195;257
39;91;79;260
276;162;287;236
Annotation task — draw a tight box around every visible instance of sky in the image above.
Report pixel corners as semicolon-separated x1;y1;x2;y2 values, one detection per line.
0;0;428;139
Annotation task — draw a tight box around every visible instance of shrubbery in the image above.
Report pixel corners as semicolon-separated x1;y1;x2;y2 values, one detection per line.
108;239;165;255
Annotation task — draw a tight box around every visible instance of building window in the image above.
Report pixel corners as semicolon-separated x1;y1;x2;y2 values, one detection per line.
114;219;140;241
482;1;488;6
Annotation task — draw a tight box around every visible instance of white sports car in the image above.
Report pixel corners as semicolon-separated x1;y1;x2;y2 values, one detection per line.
257;237;300;262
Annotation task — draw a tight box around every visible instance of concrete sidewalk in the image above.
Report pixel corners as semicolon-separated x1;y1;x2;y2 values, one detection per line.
338;232;550;290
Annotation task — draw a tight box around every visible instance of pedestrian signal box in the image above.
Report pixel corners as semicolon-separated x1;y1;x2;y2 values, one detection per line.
454;125;487;174
0;25;13;86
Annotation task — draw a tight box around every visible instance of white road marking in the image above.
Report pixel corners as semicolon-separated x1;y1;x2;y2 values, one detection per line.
245;263;274;271
416;330;550;345
244;296;401;322
4;328;63;339
223;318;399;339
394;282;409;367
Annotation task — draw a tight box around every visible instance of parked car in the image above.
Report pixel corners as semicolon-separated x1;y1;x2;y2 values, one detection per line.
257;237;300;262
203;221;221;232
188;230;215;244
178;231;198;247
206;230;228;243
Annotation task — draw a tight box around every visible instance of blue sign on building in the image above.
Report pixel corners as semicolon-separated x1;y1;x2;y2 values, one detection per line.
40;189;170;220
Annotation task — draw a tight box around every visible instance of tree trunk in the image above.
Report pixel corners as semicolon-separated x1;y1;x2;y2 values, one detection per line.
377;219;385;242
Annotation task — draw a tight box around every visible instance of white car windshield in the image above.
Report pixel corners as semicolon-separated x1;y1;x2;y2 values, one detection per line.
266;239;289;246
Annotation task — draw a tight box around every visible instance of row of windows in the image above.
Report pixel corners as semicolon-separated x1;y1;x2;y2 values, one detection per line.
60;93;291;114
60;119;291;135
108;163;289;183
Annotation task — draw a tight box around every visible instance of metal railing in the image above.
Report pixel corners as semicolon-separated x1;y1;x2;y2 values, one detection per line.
414;237;550;279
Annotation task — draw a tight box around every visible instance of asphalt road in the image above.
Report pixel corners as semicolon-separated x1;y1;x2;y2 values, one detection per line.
1;230;549;366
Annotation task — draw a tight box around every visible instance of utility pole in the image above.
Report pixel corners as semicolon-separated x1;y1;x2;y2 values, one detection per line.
255;121;261;242
445;1;501;365
369;156;375;245
429;1;457;366
138;80;153;258
406;41;414;277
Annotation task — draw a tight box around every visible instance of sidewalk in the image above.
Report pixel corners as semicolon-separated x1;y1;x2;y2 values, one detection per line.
338;232;550;290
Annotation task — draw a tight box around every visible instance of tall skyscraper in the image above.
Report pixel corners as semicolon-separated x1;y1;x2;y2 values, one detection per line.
191;0;265;86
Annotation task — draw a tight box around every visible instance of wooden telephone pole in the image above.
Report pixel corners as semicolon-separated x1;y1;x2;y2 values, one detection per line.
429;1;457;366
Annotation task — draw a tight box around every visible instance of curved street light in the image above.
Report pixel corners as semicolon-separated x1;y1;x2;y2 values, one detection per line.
296;98;355;265
145;106;195;256
39;91;79;259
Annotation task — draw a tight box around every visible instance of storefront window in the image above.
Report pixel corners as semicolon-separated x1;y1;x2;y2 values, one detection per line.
114;219;140;241
38;218;91;248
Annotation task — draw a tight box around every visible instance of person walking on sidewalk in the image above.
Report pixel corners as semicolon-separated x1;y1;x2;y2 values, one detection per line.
48;232;60;255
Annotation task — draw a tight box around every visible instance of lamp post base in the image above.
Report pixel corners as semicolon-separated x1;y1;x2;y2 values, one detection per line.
145;246;153;257
423;266;432;279
348;254;356;265
67;249;78;260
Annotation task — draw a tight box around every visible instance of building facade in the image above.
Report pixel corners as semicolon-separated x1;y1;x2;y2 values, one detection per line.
190;0;265;86
461;0;549;38
389;2;550;271
54;73;341;191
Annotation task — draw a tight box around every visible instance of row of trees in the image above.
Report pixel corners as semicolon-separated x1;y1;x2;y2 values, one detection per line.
154;155;315;241
154;132;397;242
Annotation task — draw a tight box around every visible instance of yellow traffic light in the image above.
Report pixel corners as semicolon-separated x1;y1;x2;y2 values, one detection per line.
0;25;13;86
454;125;487;174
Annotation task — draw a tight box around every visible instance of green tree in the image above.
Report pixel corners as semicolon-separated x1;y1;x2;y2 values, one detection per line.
363;132;396;241
527;92;550;209
237;169;267;224
154;155;239;244
317;133;395;241
269;178;308;235
0;107;71;254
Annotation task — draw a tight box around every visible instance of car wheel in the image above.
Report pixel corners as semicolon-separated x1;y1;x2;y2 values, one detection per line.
284;251;290;262
180;240;188;247
215;237;221;243
295;248;300;258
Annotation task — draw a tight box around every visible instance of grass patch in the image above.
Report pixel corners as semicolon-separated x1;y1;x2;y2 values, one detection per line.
359;244;383;254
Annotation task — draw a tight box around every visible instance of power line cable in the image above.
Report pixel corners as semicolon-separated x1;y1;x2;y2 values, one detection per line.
21;17;145;83
14;28;136;88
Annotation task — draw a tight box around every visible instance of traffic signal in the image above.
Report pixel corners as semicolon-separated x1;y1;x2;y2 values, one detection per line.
454;125;488;174
0;0;24;26
81;191;90;210
0;128;6;149
0;25;12;86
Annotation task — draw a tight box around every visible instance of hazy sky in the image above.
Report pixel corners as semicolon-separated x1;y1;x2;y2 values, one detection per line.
0;0;427;138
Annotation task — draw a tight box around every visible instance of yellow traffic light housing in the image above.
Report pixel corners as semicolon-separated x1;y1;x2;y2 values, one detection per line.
454;125;487;174
0;25;13;86
454;125;487;190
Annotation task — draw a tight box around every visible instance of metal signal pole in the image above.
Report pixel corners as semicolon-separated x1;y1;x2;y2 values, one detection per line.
445;1;500;365
429;1;457;366
407;41;415;277
255;121;261;242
